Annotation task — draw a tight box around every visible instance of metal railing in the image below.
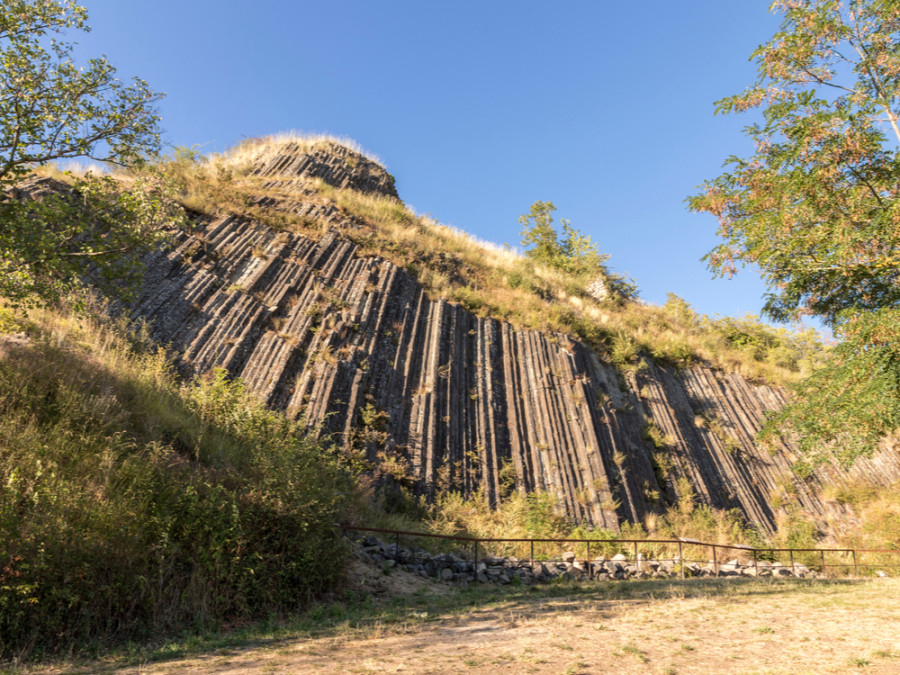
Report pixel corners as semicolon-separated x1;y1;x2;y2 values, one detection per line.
340;524;900;580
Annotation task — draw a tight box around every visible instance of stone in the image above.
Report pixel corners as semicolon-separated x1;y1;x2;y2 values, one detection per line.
585;277;610;302
441;568;454;581
562;551;577;564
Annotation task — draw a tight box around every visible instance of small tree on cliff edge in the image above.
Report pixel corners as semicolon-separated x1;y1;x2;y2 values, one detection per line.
519;201;638;299
0;0;179;308
688;0;900;470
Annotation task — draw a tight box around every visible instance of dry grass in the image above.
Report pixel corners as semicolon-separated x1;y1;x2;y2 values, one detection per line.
35;577;900;675
152;134;827;387
222;131;384;168
25;133;828;386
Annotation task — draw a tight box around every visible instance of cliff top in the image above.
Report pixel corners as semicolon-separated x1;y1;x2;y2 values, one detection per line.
36;133;828;386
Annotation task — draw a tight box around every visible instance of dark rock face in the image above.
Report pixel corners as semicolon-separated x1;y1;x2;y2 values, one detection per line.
130;144;900;533
250;140;398;199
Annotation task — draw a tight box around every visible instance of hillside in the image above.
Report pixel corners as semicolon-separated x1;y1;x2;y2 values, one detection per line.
119;135;898;535
4;134;899;660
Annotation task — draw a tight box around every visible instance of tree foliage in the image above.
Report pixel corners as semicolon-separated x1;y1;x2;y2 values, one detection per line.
0;1;177;308
519;200;637;297
689;0;900;467
0;0;162;180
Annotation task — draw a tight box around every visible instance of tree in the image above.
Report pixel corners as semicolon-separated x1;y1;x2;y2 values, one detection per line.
519;200;564;267
519;201;637;299
0;1;177;307
688;0;900;469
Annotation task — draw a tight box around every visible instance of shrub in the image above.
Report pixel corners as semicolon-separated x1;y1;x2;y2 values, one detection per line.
0;309;350;658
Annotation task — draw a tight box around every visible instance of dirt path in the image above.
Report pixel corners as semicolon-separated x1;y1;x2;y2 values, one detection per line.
106;577;899;675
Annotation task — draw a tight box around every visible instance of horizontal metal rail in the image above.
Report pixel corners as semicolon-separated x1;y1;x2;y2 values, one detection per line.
339;523;900;580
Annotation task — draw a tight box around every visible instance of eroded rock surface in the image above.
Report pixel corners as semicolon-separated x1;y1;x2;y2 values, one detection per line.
130;142;900;533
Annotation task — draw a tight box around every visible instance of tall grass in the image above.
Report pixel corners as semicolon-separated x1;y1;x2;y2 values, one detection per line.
0;306;351;659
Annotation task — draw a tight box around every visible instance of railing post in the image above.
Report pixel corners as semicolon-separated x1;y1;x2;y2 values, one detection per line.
396;532;400;565
790;549;795;576
474;539;479;574
530;540;534;572
753;548;758;577
821;549;827;579
634;541;638;568
712;544;718;577
586;541;591;579
853;550;858;579
679;541;684;580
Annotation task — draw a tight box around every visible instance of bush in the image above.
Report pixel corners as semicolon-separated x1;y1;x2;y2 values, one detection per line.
0;310;350;658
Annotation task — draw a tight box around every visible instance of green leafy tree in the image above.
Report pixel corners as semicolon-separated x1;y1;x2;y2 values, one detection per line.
519;200;564;267
0;1;177;308
688;0;900;468
518;201;637;297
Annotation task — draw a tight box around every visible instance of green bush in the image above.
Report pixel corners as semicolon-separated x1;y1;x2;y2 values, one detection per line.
0;312;350;658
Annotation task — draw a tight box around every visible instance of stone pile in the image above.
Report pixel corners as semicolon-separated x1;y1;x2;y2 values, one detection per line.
353;535;821;586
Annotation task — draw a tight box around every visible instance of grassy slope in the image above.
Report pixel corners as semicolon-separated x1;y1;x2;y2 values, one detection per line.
7;136;895;663
0;305;351;659
156;135;827;387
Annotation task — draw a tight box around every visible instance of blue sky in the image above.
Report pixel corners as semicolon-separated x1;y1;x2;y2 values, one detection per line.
75;1;789;324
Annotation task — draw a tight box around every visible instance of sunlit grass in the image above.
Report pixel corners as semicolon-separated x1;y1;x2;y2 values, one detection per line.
154;134;827;387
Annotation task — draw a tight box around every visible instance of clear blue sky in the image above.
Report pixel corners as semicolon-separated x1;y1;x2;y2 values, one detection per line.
75;1;789;324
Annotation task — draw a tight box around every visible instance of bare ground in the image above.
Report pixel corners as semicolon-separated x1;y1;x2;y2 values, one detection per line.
27;572;900;675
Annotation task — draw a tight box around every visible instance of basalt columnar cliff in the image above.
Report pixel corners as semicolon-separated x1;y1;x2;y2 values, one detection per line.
128;138;899;533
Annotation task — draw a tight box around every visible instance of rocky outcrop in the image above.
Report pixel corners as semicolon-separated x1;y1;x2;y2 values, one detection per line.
130;142;900;534
250;140;397;199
